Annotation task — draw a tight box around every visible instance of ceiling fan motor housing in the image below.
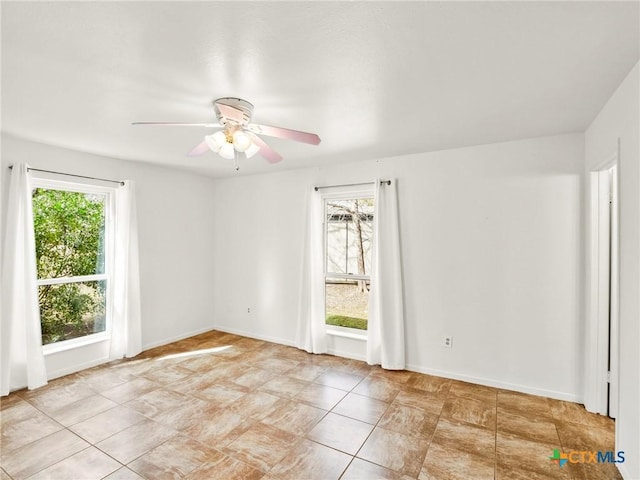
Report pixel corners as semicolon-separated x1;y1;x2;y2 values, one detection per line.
214;97;254;126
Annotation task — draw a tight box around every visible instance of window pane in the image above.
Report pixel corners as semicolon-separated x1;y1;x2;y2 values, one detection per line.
39;280;107;345
326;198;373;275
325;277;369;330
32;188;107;279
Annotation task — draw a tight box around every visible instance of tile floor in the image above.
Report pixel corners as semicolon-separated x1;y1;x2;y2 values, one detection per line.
0;330;620;480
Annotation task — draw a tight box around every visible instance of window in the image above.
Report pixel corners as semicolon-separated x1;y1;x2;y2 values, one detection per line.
32;179;114;347
324;196;374;331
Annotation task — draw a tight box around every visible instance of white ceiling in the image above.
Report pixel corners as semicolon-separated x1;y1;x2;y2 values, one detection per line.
2;1;639;178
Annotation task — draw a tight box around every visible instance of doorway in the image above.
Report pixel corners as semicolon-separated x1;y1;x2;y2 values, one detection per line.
586;156;619;418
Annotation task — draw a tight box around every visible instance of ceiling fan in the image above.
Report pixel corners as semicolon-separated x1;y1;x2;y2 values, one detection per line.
132;97;321;170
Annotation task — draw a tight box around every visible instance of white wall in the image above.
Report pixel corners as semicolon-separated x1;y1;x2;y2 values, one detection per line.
210;133;585;401
585;62;639;480
1;134;218;379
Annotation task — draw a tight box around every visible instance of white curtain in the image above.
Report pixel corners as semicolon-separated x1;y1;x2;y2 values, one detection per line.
367;179;405;370
296;187;327;354
109;181;142;359
1;163;48;395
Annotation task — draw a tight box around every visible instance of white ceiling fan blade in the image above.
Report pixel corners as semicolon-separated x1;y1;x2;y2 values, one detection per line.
249;133;283;163
186;140;210;157
216;103;246;124
247;123;321;145
132;122;219;127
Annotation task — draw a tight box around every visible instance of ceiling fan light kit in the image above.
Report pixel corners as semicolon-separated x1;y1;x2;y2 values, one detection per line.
133;97;321;171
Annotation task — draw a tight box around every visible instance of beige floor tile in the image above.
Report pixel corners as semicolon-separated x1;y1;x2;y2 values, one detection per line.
260;400;326;436
285;363;327;382
368;367;414;385
27;446;121;480
549;399;614;429
258;375;309;399
497;390;552;419
77;369;131;392
357;427;429;477
48;394;118;426
306;412;373;455
105;358;157;378
341;458;414;480
314;369;364;391
569;461;624;480
406;374;452;397
378;402;439;439
429;417;495;459
192;382;247;405
18;382;95;414
441;395;496;429
250;356;298;374
0;410;64;453
555;419;615;451
332;392;389;424
123;388;190;417
496;463;569;480
393;388;445;416
269;438;352;480
150;396;217;431
230;367;273;389
128;434;216;479
496;432;570;479
449;381;498;403
183;451;264;480
233;337;267;351
95;419;177;464
100;377;159;404
1;397;44;425
103;467;145;479
183;409;254;447
142;364;195;384
498;408;561;444
222;422;298;472
1;429;89;480
69;405;146;444
352;377;400;402
295;383;347;410
419;442;495;480
227;390;286;420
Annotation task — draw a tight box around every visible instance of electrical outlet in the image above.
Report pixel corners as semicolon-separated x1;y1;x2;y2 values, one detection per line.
247;307;251;314
443;336;453;348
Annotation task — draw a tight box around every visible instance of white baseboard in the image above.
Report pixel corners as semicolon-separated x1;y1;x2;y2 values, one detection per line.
210;324;296;347
142;325;217;351
406;363;581;403
47;356;111;381
327;347;366;362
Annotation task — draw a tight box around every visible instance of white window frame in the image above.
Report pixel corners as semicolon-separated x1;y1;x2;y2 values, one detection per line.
321;186;374;337
31;177;116;354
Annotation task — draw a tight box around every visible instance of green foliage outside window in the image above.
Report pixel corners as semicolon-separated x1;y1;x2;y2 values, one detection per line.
32;188;107;345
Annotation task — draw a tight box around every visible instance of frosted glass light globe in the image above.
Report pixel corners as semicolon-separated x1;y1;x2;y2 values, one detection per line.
232;131;252;152
219;143;235;160
204;134;221;152
212;131;227;146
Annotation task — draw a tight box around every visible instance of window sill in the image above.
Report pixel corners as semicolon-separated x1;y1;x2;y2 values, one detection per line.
43;333;110;356
326;327;367;341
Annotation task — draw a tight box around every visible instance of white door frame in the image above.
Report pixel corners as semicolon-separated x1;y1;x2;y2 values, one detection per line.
584;146;620;417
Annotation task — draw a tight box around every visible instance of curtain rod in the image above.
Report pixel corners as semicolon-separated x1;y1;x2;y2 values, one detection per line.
314;180;391;192
8;166;124;186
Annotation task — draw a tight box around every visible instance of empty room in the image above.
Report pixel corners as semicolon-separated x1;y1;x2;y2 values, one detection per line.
1;1;639;479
